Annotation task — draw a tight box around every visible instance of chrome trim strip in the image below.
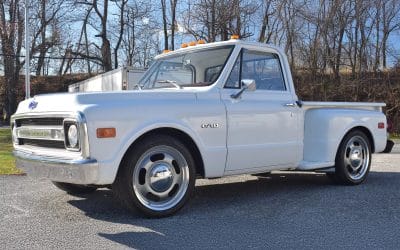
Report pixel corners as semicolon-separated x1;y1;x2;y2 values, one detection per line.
14;150;98;184
16;126;65;141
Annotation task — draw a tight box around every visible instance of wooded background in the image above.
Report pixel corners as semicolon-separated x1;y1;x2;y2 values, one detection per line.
1;0;400;132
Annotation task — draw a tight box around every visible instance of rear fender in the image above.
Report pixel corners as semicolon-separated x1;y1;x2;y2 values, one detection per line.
303;108;387;164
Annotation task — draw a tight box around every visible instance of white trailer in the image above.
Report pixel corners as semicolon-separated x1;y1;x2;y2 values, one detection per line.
68;67;145;93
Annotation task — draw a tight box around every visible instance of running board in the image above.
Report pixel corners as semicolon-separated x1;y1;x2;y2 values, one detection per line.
297;161;335;170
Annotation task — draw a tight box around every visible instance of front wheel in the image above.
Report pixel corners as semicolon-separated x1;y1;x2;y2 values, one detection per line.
113;135;196;217
332;130;372;185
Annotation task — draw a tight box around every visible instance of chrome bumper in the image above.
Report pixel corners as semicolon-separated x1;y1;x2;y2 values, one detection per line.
14;150;99;184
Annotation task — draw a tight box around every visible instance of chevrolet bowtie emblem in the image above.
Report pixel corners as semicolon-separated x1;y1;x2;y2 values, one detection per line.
28;100;38;110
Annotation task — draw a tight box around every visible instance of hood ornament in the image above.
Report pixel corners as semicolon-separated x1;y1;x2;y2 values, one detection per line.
28;99;38;110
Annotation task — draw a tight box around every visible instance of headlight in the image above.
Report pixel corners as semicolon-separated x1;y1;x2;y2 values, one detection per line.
64;121;80;151
67;124;78;148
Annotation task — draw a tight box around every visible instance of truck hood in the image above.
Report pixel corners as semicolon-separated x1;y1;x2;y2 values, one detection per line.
15;90;198;114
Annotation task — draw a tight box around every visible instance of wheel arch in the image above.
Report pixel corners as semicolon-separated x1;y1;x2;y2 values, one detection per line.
338;126;375;154
117;127;205;180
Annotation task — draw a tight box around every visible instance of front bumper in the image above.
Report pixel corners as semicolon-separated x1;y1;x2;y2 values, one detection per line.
14;150;99;184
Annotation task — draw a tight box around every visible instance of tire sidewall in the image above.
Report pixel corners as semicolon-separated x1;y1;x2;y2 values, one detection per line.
335;130;371;185
117;135;196;217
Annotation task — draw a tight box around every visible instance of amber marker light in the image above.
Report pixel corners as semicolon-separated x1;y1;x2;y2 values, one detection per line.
181;43;188;48
230;34;240;39
97;128;116;138
197;39;206;44
163;49;171;53
188;41;197;46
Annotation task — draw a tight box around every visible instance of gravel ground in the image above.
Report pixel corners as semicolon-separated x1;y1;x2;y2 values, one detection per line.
1;144;399;249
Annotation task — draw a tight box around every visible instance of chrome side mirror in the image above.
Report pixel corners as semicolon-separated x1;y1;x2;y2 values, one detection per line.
242;79;256;91
231;79;256;99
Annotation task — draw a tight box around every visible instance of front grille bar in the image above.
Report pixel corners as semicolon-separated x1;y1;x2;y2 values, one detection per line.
16;126;65;141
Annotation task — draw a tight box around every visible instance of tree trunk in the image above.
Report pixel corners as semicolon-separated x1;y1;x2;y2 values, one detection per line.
36;0;46;75
161;0;168;50
170;0;177;50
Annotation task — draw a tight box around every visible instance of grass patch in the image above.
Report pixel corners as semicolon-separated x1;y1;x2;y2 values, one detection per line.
390;133;400;140
0;128;22;175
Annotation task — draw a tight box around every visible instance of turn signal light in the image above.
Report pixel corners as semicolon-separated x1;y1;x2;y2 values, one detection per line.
97;128;116;138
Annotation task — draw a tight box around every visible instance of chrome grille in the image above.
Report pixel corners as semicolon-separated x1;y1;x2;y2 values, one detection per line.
17;118;64;127
13;117;66;150
11;112;88;160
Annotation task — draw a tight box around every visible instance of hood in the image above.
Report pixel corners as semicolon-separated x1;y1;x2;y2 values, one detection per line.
14;90;198;115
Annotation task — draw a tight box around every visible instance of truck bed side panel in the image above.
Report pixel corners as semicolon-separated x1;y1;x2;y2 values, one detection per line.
302;108;387;168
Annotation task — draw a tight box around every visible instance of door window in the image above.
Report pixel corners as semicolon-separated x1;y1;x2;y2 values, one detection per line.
225;49;286;91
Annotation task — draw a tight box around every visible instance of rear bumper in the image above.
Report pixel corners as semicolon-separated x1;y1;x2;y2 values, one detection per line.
382;140;395;153
14;150;99;184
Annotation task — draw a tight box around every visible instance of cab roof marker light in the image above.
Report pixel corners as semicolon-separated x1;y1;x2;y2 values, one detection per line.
197;39;206;44
230;34;240;40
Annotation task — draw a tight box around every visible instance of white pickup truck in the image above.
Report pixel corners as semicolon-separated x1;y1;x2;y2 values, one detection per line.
11;39;388;217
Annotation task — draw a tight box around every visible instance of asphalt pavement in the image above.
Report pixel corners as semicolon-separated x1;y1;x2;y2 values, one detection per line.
1;145;400;249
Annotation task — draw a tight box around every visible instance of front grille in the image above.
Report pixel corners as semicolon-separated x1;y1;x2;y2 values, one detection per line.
14;117;66;150
20;139;65;149
16;118;64;127
12;113;86;158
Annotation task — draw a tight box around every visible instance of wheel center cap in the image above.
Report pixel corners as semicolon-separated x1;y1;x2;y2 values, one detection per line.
149;163;173;192
350;149;362;167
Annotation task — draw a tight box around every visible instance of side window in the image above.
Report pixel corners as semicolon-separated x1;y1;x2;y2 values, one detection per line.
225;49;286;91
205;65;223;83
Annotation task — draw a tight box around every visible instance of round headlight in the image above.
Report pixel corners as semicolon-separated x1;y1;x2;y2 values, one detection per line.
68;124;78;148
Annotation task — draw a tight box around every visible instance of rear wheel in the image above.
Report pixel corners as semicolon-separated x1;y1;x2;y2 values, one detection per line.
52;182;97;194
332;130;371;185
113;135;196;217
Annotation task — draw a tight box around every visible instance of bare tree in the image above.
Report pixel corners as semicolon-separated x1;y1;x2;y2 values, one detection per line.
161;0;168;50
0;0;24;121
380;0;400;69
113;0;128;68
30;0;63;75
93;0;111;71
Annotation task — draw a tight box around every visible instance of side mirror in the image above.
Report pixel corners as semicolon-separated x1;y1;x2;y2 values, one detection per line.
241;79;256;92
230;79;257;99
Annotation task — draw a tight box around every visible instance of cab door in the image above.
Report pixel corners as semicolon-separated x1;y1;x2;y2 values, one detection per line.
221;48;301;173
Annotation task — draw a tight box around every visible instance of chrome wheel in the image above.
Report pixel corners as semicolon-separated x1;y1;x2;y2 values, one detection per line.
133;145;190;211
343;135;370;181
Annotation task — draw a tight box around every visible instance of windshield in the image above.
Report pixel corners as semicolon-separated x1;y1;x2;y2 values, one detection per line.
138;45;234;89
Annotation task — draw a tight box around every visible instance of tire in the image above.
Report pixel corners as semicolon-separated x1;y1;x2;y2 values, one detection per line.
52;182;97;194
113;134;196;218
332;130;372;185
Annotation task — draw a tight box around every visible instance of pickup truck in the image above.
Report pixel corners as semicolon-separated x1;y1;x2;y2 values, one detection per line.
11;39;388;217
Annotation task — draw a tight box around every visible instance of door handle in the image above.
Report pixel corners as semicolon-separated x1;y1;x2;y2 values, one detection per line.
283;103;296;107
